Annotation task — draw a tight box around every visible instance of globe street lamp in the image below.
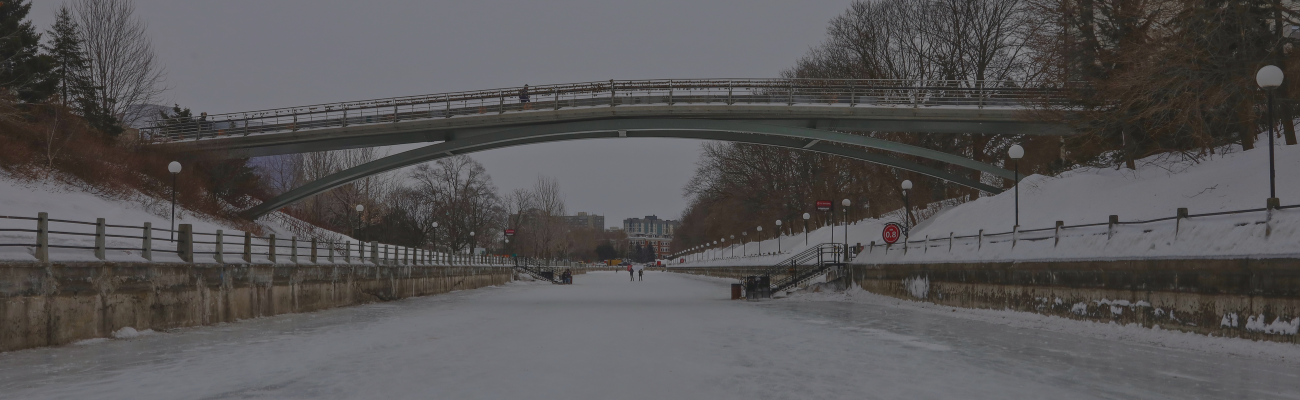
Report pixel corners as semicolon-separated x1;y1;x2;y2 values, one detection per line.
775;220;782;253
470;231;475;262
802;213;811;246
431;221;439;264
842;198;852;260
729;235;735;258
1008;145;1025;228
353;204;364;240
1258;65;1284;205
742;231;748;256
755;226;762;254
901;180;913;240
167;161;181;241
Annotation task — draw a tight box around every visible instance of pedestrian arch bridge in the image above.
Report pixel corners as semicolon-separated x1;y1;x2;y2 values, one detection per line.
143;79;1077;219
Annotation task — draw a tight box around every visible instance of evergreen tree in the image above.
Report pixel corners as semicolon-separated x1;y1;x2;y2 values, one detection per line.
0;0;54;102
41;6;87;108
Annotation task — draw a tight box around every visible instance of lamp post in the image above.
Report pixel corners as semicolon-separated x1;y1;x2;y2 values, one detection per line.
354;204;364;240
901;180;912;241
842;198;851;260
1008;145;1024;228
742;231;748;256
1258;65;1284;205
755;226;762;254
775;220;782;253
729;235;734;258
470;231;475;262
431;221;439;264
168;161;181;241
802;213;811;245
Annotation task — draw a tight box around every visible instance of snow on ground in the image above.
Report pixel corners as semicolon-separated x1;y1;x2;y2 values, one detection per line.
680;135;1300;266
0;174;472;264
2;271;1295;400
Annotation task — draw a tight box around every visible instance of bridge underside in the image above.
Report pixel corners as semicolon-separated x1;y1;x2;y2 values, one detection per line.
241;119;1019;218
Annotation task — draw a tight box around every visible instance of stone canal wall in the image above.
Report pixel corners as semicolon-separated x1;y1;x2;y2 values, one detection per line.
0;262;513;352
671;259;1300;343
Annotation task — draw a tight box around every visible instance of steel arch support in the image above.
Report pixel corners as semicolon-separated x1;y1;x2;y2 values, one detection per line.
242;127;1006;218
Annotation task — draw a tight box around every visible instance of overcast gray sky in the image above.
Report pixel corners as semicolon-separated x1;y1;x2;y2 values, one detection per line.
31;0;853;228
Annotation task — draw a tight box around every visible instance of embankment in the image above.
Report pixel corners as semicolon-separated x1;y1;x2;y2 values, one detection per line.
0;262;513;352
670;258;1300;343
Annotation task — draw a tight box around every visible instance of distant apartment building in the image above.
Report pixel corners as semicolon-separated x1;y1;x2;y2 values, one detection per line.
623;215;679;259
562;212;605;230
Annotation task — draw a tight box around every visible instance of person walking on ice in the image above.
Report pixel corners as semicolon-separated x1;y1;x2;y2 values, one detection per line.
628;264;634;281
638;268;643;281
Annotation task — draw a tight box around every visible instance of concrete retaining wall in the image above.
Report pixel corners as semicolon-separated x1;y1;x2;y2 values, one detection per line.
670;259;1300;343
0;262;513;352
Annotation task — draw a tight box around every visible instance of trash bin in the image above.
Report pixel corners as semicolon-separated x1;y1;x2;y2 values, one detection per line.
731;283;743;300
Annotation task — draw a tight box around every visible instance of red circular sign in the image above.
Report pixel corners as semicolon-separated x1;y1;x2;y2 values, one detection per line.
881;223;903;244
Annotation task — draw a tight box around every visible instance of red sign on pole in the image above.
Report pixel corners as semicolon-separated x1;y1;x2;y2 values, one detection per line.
816;200;833;212
882;223;903;244
504;229;516;236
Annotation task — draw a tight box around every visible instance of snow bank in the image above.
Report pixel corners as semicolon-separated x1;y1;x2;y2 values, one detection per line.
0;174;361;263
861;136;1300;263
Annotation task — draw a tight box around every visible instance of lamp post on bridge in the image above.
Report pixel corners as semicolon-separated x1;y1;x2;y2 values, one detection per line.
1258;65;1284;207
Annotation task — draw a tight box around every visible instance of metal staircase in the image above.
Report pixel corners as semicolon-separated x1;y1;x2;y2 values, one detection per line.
748;243;847;296
514;257;564;284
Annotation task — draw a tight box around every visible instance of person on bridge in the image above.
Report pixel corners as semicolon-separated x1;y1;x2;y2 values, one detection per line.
519;85;530;103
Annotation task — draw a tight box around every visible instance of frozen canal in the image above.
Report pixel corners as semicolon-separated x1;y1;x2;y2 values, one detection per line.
1;271;1297;399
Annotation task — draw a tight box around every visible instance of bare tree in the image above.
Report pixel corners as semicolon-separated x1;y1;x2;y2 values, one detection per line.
73;0;165;128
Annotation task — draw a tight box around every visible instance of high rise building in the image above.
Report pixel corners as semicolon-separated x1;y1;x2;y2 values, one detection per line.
623;215;679;259
562;212;605;230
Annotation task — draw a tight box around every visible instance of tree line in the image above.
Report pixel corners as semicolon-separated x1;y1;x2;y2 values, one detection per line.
674;0;1298;252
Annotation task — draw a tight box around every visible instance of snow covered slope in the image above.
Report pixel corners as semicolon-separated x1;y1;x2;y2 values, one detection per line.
679;135;1300;266
0;174;353;262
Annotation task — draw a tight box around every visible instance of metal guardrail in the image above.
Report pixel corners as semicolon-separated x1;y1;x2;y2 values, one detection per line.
866;203;1300;256
0;212;512;266
140;78;1075;142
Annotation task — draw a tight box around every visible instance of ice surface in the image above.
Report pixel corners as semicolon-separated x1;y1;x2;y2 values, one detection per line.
1;271;1296;399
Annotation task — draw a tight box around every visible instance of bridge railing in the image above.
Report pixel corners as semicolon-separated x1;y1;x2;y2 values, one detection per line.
141;78;1076;143
0;213;511;266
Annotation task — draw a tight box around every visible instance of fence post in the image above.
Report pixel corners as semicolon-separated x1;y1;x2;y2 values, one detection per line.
243;232;252;263
35;213;49;262
1012;225;1019;248
1175;208;1188;239
370;241;378;264
869;241;875;254
977;229;984;250
215;230;224;263
609;79;616;107
1054;221;1063;247
948;232;953;252
311;238;318;264
268;234;277;263
142;222;152;261
328;240;335;263
1108;215;1118;240
178;224;193;263
290;237;298;264
346;241;353;263
1267;199;1279;237
923;235;929;253
95;218;106;260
